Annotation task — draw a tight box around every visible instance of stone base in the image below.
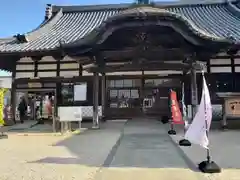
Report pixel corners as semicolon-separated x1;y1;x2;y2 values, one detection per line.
168;129;176;135
91;125;100;130
198;161;221;173
221;125;228;131
161;116;169;124
101;116;107;122
179;139;191;146
0;134;8;139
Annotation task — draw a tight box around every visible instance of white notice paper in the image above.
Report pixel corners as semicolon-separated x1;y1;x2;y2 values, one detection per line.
74;83;87;101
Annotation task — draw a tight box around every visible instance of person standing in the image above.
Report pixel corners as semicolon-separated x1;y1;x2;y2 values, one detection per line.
18;97;27;123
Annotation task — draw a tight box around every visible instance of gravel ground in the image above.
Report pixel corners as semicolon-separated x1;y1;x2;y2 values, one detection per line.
0;121;125;180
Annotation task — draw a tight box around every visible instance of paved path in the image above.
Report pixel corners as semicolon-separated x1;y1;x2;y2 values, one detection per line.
95;119;206;180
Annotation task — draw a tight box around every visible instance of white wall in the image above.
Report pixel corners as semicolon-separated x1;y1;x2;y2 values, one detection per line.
0;76;12;89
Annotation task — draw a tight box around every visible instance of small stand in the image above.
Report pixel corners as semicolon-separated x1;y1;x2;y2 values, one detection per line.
179;138;191;146
161;115;169;124
91;125;100;130
168;121;176;135
198;150;221;173
179;126;191;146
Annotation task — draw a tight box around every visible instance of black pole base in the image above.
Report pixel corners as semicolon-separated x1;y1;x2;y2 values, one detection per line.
179;139;191;146
168;129;176;135
198;160;221;173
161;116;169;124
0;134;8;139
221;125;228;131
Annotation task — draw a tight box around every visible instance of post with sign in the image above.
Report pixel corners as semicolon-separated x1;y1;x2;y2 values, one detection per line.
223;97;240;130
58;106;82;134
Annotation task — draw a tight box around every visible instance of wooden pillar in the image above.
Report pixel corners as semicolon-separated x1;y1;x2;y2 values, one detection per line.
101;73;106;120
190;67;198;119
79;64;83;76
92;71;99;129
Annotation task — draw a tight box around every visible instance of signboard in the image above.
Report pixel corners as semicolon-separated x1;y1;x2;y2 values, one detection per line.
74;83;87;101
58;106;82;122
225;98;240;117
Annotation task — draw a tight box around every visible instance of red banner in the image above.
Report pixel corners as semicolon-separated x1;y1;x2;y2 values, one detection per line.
170;90;184;124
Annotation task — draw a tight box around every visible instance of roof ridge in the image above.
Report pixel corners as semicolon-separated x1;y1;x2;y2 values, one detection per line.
52;3;130;13
51;0;233;13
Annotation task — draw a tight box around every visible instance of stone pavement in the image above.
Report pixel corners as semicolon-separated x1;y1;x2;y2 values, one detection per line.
94;119;206;180
0;119;239;180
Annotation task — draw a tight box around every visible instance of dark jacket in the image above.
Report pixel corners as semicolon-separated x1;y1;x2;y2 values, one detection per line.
18;99;27;114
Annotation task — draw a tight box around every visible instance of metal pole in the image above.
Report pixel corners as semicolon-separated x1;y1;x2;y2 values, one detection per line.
101;73;106;120
191;67;198;119
202;71;210;163
92;72;99;129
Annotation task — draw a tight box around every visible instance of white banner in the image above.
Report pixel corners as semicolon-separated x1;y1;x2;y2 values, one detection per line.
185;75;212;149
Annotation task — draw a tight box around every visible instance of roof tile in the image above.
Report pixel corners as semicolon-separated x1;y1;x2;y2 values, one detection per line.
0;1;240;53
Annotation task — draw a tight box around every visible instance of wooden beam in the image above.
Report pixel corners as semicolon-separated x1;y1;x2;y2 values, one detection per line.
86;61;190;72
101;47;188;61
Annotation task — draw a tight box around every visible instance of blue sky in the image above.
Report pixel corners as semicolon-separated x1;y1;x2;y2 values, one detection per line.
0;0;174;76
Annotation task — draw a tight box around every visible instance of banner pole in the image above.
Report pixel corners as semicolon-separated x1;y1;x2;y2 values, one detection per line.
198;70;221;173
179;82;191;146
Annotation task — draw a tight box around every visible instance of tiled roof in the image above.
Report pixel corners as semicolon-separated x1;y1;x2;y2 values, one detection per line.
0;0;240;53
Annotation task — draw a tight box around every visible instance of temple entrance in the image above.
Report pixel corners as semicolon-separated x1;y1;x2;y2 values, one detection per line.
142;78;181;117
142;87;169;117
106;77;182;118
15;89;56;123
